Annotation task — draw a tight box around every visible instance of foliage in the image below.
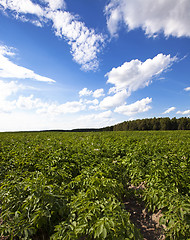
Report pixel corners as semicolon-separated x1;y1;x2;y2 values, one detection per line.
0;131;189;239
110;117;190;131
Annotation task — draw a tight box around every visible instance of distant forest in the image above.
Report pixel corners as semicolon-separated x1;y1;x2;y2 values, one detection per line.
102;117;190;131
43;117;190;132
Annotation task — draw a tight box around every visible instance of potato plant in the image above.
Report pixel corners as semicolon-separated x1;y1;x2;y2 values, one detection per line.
0;131;189;239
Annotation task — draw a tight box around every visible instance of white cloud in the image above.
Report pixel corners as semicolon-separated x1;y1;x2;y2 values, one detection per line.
0;79;112;130
0;111;76;131
14;15;44;27
0;0;105;71
0;44;55;82
114;97;152;116
38;100;86;115
77;110;114;128
84;99;99;105
79;88;105;98
104;0;123;37
0;0;44;16
0;101;14;113
0;79;21;100
184;87;190;91
105;0;190;38
79;110;112;120
0;80;49;113
0;79;24;113
43;0;65;11
0;45;16;56
0;78;86;115
85;99;99;111
99;89;128;109
79;88;93;97
93;88;105;98
0;109;114;132
47;10;104;71
88;105;99;111
163;106;176;114
177;109;190;115
106;53;176;93
16;95;46;110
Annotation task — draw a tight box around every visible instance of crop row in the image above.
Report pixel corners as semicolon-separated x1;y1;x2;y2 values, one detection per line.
0;131;189;239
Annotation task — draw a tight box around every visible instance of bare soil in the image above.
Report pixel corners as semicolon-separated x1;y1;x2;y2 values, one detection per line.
125;183;166;240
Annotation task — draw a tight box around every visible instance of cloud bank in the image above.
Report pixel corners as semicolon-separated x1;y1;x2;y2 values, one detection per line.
105;0;190;38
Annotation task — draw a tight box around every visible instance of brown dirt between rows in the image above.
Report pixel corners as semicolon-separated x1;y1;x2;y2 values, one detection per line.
125;183;166;240
1;202;166;240
0;201;166;240
1;183;166;240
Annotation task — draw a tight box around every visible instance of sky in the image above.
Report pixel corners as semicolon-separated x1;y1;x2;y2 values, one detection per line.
0;0;190;131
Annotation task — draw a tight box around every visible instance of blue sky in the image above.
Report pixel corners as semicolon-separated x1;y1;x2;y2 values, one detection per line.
0;0;190;131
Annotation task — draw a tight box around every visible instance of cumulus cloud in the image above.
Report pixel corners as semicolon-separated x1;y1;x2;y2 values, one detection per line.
184;87;190;91
43;0;65;11
12;95;86;115
0;0;105;71
38;100;86;115
88;105;99;111
68;110;114;129
0;80;45;113
78;110;114;128
79;88;93;97
99;89;128;109
0;79;21;100
0;78;101;118
79;88;105;98
79;110;112;121
0;0;44;16
16;95;46;110
84;99;99;105
177;109;190;115
106;53;176;94
104;0;123;37
0;79;23;112
163;106;176;114
0;44;55;82
105;0;190;38
93;89;105;98
114;97;152;116
0;78;86;115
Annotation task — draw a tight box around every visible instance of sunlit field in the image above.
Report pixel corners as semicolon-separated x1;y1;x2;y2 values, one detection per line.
0;131;189;239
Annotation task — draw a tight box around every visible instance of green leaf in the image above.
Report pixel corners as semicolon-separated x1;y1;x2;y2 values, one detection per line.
101;227;107;239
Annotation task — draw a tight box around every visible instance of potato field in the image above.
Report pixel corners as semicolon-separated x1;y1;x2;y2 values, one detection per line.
0;131;189;239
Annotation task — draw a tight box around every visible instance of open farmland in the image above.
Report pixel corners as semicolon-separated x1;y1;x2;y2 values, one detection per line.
0;131;189;239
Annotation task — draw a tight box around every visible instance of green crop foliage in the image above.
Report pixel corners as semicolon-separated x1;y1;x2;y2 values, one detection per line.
0;131;189;239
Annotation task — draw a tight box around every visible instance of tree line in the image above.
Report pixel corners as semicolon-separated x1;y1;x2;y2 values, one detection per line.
101;117;190;131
